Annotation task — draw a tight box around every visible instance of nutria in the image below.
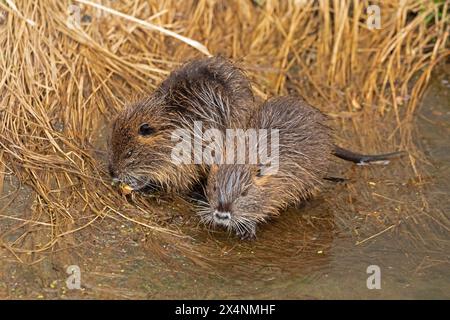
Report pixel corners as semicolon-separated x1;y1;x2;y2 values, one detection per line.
108;56;255;192
200;96;405;239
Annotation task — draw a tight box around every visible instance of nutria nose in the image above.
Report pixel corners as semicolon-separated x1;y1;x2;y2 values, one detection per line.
214;211;231;221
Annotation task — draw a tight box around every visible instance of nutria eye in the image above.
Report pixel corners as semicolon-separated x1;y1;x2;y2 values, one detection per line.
138;123;154;136
126;150;133;158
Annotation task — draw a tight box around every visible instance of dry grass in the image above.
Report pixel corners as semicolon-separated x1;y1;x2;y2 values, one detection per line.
0;0;448;267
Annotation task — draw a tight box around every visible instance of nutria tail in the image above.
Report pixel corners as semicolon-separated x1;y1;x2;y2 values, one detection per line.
333;145;407;165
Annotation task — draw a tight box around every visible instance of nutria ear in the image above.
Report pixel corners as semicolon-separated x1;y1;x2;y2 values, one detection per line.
256;165;262;177
210;164;218;174
253;164;269;186
253;163;267;177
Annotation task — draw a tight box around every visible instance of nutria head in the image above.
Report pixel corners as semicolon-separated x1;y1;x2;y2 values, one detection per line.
108;56;255;193
108;93;199;192
200;164;280;239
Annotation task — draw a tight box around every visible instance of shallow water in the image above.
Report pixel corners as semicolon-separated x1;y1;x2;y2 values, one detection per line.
0;65;449;299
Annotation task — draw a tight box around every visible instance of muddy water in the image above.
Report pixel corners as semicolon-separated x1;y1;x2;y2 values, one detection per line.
0;65;449;299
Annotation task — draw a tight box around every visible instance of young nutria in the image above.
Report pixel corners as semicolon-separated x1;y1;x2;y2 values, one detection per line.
200;96;405;239
108;56;255;192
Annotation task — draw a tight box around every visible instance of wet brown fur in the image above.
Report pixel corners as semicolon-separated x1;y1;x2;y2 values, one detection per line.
201;96;334;238
108;56;255;192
